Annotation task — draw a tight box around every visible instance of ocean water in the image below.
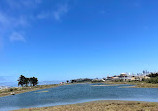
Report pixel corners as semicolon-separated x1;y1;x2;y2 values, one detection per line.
0;83;158;111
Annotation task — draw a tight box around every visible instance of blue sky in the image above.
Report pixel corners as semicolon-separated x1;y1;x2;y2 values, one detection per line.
0;0;158;82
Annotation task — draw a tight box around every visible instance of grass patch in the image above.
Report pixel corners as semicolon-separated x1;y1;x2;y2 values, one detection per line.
15;100;158;111
34;90;49;93
0;84;62;97
104;81;158;88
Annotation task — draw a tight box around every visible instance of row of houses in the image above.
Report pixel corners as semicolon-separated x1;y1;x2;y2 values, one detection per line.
106;73;150;81
65;71;152;83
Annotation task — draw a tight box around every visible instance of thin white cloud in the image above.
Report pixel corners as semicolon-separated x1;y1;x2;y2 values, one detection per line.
10;32;25;42
37;4;69;21
0;0;42;29
37;11;50;19
0;0;36;44
0;12;10;27
100;9;111;15
53;4;69;21
0;0;70;46
0;12;29;30
15;16;29;27
6;0;42;9
0;12;28;43
35;0;43;4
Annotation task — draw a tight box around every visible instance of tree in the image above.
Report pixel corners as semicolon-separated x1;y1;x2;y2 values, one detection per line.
70;80;77;83
66;80;69;83
32;77;38;86
29;77;38;86
29;77;34;86
24;78;30;87
18;75;26;87
148;73;158;77
18;75;38;87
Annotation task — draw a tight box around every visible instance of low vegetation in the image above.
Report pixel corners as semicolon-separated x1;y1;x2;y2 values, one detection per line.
144;73;158;84
143;77;158;84
0;84;61;97
70;78;93;83
15;100;158;111
105;81;158;88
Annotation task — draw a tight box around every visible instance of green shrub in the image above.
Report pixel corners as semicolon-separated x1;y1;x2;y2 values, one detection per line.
9;88;13;92
145;77;158;84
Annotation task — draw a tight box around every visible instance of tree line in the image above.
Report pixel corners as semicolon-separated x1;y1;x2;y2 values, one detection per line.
148;73;158;77
18;75;38;87
70;78;92;83
145;72;158;84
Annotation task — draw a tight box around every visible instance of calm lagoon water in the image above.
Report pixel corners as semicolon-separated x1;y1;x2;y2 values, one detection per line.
0;83;158;111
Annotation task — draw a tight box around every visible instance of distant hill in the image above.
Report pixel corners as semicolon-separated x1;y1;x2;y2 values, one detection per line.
0;80;61;88
0;81;17;87
38;80;61;85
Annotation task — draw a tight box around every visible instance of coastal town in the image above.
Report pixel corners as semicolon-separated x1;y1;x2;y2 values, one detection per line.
69;70;152;83
101;70;150;82
0;70;158;111
1;70;157;90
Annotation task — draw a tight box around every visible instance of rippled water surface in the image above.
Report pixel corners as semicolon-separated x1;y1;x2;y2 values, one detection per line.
0;83;158;111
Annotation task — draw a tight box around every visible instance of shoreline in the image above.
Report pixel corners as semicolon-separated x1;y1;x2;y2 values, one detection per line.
15;100;158;111
103;81;158;88
0;84;62;97
1;82;158;110
67;81;158;88
1;82;158;98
